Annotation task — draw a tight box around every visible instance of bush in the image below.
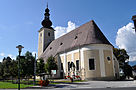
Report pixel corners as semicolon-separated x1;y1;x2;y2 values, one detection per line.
64;76;67;79
39;80;49;86
65;76;73;82
67;76;70;78
75;75;81;80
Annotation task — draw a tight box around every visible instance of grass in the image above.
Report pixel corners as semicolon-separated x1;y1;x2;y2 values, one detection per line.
0;79;86;88
0;81;33;89
6;79;39;85
73;80;86;82
49;80;86;84
50;82;60;84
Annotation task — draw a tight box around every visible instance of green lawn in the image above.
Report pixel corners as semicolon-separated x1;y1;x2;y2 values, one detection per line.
49;80;86;84
0;81;33;89
0;79;86;88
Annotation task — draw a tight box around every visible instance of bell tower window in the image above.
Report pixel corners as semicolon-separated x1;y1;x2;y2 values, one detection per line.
40;33;42;37
48;32;50;36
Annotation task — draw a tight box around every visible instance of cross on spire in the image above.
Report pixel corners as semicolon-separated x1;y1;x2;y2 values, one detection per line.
47;2;48;8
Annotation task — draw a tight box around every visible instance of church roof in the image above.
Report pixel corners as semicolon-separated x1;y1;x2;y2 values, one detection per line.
40;20;112;60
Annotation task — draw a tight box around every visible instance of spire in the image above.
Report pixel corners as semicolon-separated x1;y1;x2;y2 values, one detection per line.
41;3;53;29
47;2;48;8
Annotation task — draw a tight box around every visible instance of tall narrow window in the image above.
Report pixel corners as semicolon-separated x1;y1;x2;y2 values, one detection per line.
48;32;50;36
40;33;42;43
68;62;70;71
76;60;79;70
89;59;95;70
40;33;42;37
61;63;63;70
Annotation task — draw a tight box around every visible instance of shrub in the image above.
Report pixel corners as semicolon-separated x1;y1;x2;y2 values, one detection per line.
66;76;73;82
64;76;67;79
39;80;49;86
67;76;70;78
75;75;81;80
75;75;80;78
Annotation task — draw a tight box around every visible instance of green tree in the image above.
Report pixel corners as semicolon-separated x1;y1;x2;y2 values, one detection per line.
45;56;58;75
0;62;4;79
9;60;18;82
16;51;35;82
123;63;133;78
36;58;45;75
113;48;132;78
24;51;35;79
19;56;26;78
0;57;18;81
2;57;12;80
132;65;136;70
113;48;129;67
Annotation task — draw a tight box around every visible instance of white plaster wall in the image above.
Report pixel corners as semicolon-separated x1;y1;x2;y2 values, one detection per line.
59;44;116;79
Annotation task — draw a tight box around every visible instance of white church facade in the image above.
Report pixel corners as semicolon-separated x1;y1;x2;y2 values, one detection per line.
38;6;120;80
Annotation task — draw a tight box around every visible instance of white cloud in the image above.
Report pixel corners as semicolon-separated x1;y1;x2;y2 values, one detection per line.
0;53;5;62
116;23;136;61
0;58;2;62
54;21;77;39
0;53;16;62
32;51;37;57
0;53;5;56
8;54;13;58
8;54;16;60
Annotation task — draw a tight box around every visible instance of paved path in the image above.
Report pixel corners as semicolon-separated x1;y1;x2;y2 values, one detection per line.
26;80;136;89
2;87;136;90
1;80;136;90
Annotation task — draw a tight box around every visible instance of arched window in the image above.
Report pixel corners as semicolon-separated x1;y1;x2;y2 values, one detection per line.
48;32;50;36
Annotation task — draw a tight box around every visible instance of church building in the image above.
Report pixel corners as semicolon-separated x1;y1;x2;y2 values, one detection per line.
38;6;120;80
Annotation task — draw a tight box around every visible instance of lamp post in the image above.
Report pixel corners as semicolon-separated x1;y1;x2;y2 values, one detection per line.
33;53;36;85
16;45;24;90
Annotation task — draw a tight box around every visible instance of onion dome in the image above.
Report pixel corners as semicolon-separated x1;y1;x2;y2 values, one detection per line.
41;4;53;29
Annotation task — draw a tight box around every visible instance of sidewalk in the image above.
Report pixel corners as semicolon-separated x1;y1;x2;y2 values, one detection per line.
27;80;136;89
0;80;136;90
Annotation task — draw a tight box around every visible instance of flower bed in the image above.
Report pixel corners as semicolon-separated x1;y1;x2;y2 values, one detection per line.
64;76;73;82
76;75;81;80
39;80;49;86
67;76;71;78
64;76;67;79
75;75;80;78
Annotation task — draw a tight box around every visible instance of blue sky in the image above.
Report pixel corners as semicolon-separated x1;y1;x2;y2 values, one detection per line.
0;0;136;62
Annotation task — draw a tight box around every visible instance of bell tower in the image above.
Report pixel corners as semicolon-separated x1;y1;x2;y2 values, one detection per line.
38;4;55;58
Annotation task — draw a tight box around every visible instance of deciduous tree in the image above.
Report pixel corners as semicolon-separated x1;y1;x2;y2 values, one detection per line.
45;56;58;75
113;48;132;78
36;58;45;75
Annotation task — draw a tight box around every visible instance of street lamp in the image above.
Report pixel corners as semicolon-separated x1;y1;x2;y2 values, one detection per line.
33;53;36;85
16;45;24;90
